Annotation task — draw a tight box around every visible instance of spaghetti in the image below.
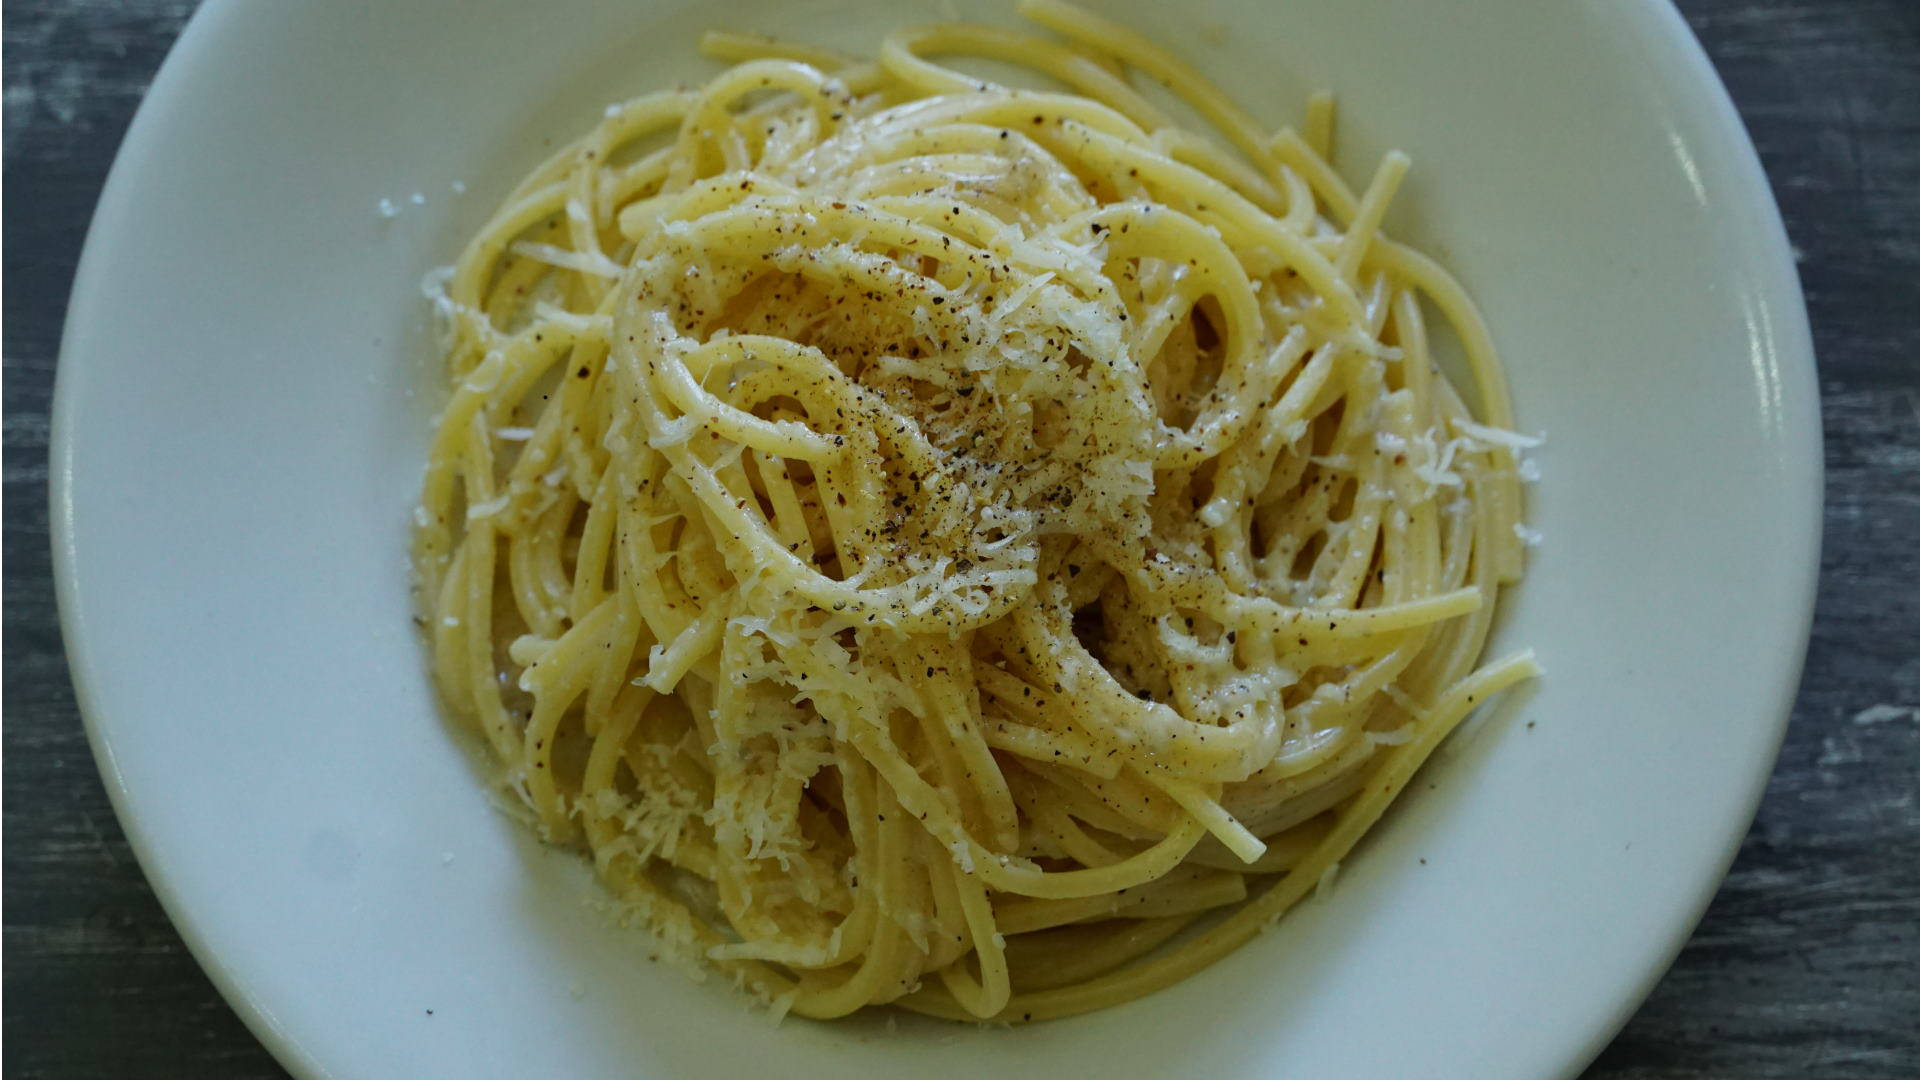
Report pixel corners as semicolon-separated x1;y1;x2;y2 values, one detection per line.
415;0;1539;1023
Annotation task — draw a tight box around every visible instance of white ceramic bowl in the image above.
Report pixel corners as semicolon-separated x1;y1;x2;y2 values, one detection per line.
53;1;1819;1077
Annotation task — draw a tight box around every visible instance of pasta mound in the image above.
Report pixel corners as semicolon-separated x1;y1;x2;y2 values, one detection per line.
416;0;1537;1023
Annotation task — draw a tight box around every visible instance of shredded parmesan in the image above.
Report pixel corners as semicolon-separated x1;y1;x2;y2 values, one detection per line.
509;240;625;279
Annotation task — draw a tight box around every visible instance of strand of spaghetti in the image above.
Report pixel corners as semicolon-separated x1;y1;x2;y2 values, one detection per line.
1142;772;1267;864
1335;150;1410;281
1153;126;1288;215
1302;90;1336;161
699;31;855;71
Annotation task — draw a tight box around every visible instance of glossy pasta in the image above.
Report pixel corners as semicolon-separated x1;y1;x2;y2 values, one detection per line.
414;0;1539;1023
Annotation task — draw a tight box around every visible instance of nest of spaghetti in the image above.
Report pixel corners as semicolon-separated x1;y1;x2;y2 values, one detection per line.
415;0;1537;1022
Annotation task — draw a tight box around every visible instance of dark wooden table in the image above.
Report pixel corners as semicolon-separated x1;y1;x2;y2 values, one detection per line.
5;1;1916;1076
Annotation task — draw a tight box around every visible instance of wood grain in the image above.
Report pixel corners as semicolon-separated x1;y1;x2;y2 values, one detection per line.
4;1;1915;1076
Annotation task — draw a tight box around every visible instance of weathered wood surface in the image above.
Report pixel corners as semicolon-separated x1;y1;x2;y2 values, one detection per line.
4;1;1915;1075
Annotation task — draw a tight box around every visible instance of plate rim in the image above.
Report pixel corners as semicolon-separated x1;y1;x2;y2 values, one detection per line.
48;5;343;1079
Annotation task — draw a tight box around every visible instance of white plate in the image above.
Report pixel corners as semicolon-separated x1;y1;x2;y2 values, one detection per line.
53;1;1819;1077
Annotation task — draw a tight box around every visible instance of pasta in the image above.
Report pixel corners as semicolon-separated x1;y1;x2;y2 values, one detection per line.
414;0;1539;1023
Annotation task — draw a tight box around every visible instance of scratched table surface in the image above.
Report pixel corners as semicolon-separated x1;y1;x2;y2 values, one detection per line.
4;0;1916;1076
